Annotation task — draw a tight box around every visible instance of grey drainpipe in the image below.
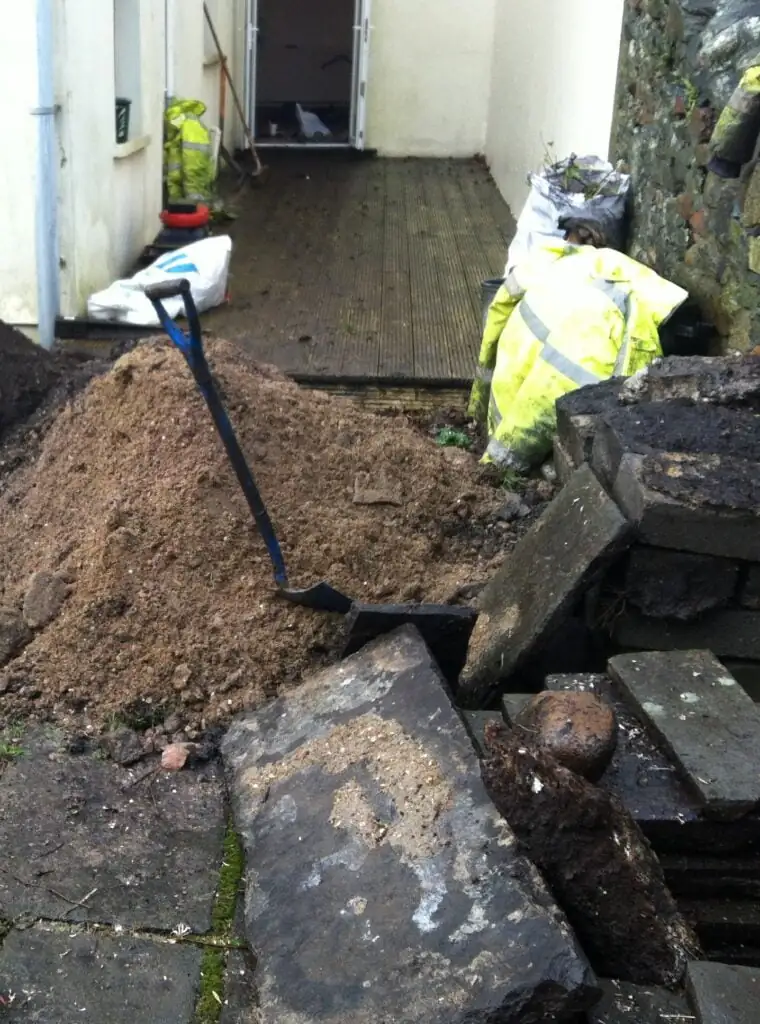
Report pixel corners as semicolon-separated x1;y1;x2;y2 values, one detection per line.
32;0;59;350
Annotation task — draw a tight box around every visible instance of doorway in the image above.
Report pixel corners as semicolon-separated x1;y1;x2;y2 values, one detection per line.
244;0;371;149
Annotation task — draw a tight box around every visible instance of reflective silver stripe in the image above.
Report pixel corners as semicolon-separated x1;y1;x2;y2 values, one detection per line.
489;389;502;427
182;141;211;153
592;278;629;317
476;365;493;384
485;437;517;466
505;270;523;298
613;327;632;376
519;300;601;388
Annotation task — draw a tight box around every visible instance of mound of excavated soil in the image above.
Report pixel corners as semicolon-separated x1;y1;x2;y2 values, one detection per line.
0;321;64;437
0;339;508;731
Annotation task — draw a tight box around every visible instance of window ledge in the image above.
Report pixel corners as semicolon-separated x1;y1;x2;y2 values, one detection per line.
114;134;151;160
203;52;222;68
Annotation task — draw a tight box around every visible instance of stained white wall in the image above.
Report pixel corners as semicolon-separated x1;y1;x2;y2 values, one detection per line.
0;6;40;324
365;0;497;157
485;0;624;212
1;0;241;325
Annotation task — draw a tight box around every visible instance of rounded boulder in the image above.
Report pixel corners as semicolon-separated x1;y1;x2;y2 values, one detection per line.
513;690;617;781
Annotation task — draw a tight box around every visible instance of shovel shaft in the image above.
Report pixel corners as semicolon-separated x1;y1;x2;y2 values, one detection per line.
144;280;289;588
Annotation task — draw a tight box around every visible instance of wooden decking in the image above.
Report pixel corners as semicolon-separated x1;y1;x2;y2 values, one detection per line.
207;153;514;385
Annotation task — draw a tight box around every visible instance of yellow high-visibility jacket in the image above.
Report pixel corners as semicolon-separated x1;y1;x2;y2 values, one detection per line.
469;242;688;470
164;99;215;203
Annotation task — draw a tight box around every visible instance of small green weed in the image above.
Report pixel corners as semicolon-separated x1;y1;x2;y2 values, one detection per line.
436;427;472;450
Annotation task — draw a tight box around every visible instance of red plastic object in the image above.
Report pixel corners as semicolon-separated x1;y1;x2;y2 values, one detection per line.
160;204;210;229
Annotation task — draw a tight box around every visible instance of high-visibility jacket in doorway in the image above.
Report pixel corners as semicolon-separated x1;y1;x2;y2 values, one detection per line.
469;242;688;470
164;99;215;203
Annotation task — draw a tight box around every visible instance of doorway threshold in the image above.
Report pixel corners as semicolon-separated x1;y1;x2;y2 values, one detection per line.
254;141;353;150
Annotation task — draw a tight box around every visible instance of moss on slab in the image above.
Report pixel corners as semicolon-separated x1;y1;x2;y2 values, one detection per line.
192;822;247;1024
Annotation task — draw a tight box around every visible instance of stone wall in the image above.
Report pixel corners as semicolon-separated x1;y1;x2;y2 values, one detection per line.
612;0;760;353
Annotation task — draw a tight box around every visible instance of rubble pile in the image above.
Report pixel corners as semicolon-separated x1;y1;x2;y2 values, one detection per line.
555;356;760;678
0;339;506;731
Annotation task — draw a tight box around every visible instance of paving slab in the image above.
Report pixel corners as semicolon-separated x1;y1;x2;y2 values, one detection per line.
0;730;225;932
623;546;740;621
0;926;202;1024
608;651;760;821
612;607;760;661
220;951;258;1024
662;855;760;900
687;961;760;1024
541;675;760;855
681;900;760;951
459;464;632;708
592;403;760;491
222;627;599;1024
612;452;760;560
552;436;578;486
588;979;692;1023
636;354;760;407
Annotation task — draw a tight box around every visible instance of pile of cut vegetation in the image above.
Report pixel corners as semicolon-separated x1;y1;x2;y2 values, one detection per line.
0;339;506;731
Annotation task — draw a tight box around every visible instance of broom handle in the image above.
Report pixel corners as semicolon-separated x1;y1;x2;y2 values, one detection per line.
203;2;263;175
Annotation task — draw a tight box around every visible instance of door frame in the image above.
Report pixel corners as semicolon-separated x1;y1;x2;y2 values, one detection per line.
244;0;371;149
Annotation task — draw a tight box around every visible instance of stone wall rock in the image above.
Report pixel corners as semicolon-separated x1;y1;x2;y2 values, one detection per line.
612;0;760;352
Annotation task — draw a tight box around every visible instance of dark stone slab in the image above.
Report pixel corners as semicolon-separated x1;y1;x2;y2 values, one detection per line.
592;402;760;491
636;356;760;408
608;651;760;821
681;901;760;952
687;960;760;1023
641;453;760;516
459;465;632;708
543;674;760;855
460;710;503;759
739;564;760;610
220;951;258;1024
482;723;700;985
342;602;477;688
555;378;624;421
624;547;739;621
555;412;599;468
612;608;760;661
588;979;691;1024
222;627;599;1024
0;926;201;1024
612;453;760;560
553;436;579;486
663;855;760;900
0;730;225;931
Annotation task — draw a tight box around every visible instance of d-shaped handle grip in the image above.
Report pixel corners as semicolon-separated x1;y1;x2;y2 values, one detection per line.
143;278;191;303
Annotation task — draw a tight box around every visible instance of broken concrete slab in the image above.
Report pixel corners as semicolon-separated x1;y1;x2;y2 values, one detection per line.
624;547;739;621
222;627;599;1024
608;651;760;821
481;723;700;985
687;961;760;1023
555;381;624;468
611;452;760;560
588;979;692;1024
0;730;225;931
0;926;202;1024
612;608;760;661
556;413;599;468
459;465;631;708
662;855;760;901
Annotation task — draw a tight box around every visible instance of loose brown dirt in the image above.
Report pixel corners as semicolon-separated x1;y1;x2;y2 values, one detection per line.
0;339;512;732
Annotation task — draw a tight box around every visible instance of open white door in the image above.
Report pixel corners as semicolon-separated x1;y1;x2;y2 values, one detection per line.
350;0;372;149
244;0;259;131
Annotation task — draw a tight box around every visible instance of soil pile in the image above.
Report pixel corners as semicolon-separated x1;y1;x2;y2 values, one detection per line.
0;340;506;730
0;321;63;437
